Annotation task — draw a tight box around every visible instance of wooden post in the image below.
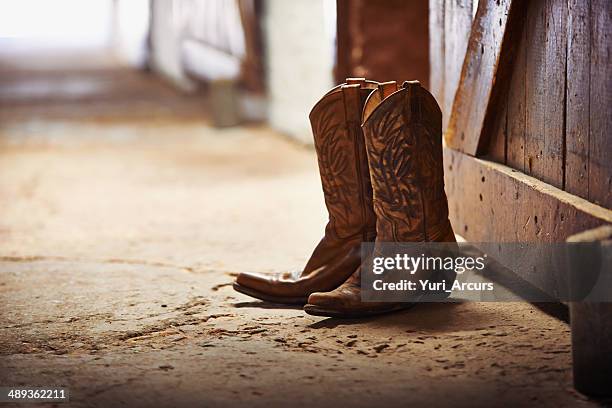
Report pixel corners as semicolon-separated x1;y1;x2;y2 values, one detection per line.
567;226;612;397
335;0;430;86
210;79;241;128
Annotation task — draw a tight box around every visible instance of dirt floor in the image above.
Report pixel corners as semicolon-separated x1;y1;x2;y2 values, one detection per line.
0;68;605;407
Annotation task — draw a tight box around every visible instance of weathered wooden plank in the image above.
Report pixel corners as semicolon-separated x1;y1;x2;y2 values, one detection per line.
445;0;526;156
444;147;612;243
429;0;446;107
506;17;527;172
588;0;612;209
442;0;474;130
524;0;547;179
565;0;590;199
486;92;507;163
444;146;611;296
543;0;568;189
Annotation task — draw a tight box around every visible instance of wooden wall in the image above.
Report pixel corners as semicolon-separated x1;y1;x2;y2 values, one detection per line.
431;0;611;300
486;0;611;209
432;0;611;210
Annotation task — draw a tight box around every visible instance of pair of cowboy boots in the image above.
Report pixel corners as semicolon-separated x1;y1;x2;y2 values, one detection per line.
233;78;456;318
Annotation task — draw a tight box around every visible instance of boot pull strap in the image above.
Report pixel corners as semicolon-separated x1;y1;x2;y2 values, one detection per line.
346;77;366;86
346;77;379;90
402;80;421;89
341;84;362;124
378;81;398;98
402;80;422;122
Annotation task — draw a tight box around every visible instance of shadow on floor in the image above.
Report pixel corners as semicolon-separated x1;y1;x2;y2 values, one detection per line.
232;301;304;310
307;302;467;331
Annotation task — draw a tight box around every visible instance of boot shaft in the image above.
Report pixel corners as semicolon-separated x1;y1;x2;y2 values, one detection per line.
362;81;452;242
309;79;378;241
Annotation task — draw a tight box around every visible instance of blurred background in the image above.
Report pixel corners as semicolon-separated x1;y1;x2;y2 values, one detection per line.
0;0;433;275
0;0;430;140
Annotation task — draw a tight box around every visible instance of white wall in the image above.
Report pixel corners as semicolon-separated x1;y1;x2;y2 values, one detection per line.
149;0;195;91
112;0;150;67
0;0;112;50
264;0;335;144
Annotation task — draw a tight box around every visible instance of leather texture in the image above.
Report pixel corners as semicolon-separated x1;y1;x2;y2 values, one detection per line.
234;78;379;304
305;81;457;317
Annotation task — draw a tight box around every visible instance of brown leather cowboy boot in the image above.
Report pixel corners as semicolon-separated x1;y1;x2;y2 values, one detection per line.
233;78;379;304
304;80;456;317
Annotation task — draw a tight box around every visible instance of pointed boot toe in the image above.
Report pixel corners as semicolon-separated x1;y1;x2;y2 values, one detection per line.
304;279;414;319
305;290;342;310
304;278;373;318
304;291;351;317
233;271;309;305
235;271;269;288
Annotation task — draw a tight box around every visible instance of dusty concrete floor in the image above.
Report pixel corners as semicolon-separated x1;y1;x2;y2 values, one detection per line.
0;69;603;408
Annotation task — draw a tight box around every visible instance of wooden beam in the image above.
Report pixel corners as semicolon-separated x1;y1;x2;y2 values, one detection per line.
445;0;526;156
444;147;612;243
444;146;612;298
